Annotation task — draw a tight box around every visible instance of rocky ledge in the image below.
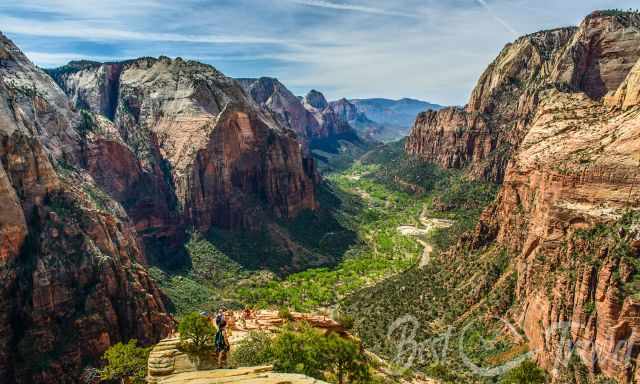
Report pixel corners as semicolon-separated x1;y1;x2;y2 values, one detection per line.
155;366;328;384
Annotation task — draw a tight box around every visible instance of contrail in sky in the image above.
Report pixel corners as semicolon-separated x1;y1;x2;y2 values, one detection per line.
475;0;518;36
290;0;417;18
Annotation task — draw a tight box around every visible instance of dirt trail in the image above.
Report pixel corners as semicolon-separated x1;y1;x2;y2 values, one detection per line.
397;205;453;267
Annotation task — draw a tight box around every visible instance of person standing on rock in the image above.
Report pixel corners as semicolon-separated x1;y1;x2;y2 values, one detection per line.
215;308;226;329
215;308;230;368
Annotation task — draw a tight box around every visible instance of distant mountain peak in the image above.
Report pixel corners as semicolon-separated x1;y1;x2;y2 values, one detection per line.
304;89;328;110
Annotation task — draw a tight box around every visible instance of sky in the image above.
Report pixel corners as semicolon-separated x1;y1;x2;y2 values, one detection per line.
1;0;638;105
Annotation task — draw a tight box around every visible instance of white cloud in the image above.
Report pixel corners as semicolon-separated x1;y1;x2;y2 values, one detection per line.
288;0;417;18
4;0;640;105
0;15;296;46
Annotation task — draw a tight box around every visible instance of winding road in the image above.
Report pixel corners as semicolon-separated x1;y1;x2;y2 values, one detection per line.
397;205;453;267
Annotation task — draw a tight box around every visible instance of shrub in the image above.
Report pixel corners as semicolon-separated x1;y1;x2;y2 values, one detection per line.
500;360;546;384
584;301;596;315
334;312;355;330
425;362;460;383
278;307;294;321
99;340;150;384
234;324;372;383
271;324;372;384
321;333;371;384
178;312;216;355
230;331;274;367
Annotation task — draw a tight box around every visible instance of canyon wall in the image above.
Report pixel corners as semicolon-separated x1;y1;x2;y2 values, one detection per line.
52;60;318;236
407;11;640;382
406;11;640;183
0;33;172;383
1;30;320;383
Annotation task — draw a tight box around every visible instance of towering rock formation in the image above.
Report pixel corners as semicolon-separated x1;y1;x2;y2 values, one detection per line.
51;60;318;237
238;78;363;149
483;86;640;383
328;98;383;141
301;89;355;142
406;11;640;182
0;30;319;383
407;11;640;382
0;33;172;383
236;77;320;144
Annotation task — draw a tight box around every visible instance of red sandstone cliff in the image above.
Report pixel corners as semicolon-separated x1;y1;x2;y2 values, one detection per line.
52;59;318;237
406;11;640;183
481;84;640;381
412;11;640;382
0;33;173;383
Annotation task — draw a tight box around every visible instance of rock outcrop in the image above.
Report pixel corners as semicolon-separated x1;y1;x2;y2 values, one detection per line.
478;82;640;379
236;77;320;144
51;60;318;237
606;58;640;110
147;310;342;382
329;98;383;141
302;89;354;141
238;78;362;148
406;11;640;183
0;33;173;383
408;11;640;383
153;365;329;384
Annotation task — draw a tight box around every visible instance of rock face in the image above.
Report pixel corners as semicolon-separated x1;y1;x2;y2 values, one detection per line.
52;61;318;237
302;89;354;141
238;78;362;149
151;364;328;384
480;85;640;381
406;11;640;183
407;11;640;382
236;77;320;144
328;98;383;141
0;33;173;383
606;58;640;109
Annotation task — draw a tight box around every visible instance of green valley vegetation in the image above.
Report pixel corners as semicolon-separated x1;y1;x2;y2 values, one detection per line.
98;340;150;384
234;140;496;311
499;360;546;384
177;312;217;356
230;322;373;384
148;139;505;382
310;131;374;173
150;139;498;315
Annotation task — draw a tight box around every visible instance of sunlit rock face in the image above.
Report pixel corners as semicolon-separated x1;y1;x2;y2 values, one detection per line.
52;57;318;236
406;11;640;183
406;11;640;382
0;32;173;383
238;78;361;147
